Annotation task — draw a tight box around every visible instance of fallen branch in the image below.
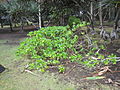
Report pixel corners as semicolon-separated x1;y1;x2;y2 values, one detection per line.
91;56;120;62
24;69;40;77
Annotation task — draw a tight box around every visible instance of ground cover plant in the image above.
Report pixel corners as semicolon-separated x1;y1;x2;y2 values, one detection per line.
17;26;79;72
17;24;118;73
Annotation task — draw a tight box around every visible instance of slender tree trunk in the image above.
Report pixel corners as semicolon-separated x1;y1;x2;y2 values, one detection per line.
38;4;41;28
114;8;120;30
36;0;44;29
9;16;13;32
99;1;103;28
20;17;24;32
90;1;94;30
108;7;111;21
0;19;4;28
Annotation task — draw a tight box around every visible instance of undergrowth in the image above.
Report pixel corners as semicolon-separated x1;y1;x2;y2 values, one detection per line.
17;26;79;72
17;25;117;73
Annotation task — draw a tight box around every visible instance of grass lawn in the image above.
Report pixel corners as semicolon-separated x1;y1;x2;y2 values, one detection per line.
0;39;76;90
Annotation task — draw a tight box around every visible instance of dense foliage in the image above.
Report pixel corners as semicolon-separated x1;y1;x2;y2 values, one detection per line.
17;26;79;72
0;0;119;32
68;16;81;28
17;25;117;72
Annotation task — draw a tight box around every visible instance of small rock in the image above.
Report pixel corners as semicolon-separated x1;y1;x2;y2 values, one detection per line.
0;64;6;73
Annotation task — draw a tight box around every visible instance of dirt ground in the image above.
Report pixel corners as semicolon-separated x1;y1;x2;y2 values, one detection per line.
1;26;120;90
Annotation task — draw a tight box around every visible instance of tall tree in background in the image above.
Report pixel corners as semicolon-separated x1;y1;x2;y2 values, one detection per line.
0;0;119;34
2;0;38;32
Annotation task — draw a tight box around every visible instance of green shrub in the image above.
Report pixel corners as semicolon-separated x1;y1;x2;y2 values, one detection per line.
68;16;81;27
17;26;78;72
17;25;117;72
68;16;90;31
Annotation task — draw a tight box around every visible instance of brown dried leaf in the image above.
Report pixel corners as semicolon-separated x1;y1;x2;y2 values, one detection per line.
97;66;112;76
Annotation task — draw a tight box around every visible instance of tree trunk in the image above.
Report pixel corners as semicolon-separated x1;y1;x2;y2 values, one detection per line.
20;17;24;32
38;4;41;28
90;1;94;30
114;8;120;30
108;7;111;21
9;16;13;32
0;19;4;28
99;1;103;29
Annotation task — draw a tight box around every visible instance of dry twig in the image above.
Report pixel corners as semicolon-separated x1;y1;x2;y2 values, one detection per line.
24;69;40;77
64;65;76;76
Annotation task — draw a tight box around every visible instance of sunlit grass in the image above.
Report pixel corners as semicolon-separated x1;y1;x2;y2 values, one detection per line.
0;71;76;90
0;44;21;66
0;39;76;90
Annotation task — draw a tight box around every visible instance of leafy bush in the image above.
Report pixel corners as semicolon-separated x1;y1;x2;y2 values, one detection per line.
68;16;81;27
17;25;117;72
68;16;90;32
17;26;78;72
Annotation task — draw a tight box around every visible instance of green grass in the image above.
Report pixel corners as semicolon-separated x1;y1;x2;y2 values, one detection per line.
0;39;76;90
0;71;75;90
0;45;20;65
